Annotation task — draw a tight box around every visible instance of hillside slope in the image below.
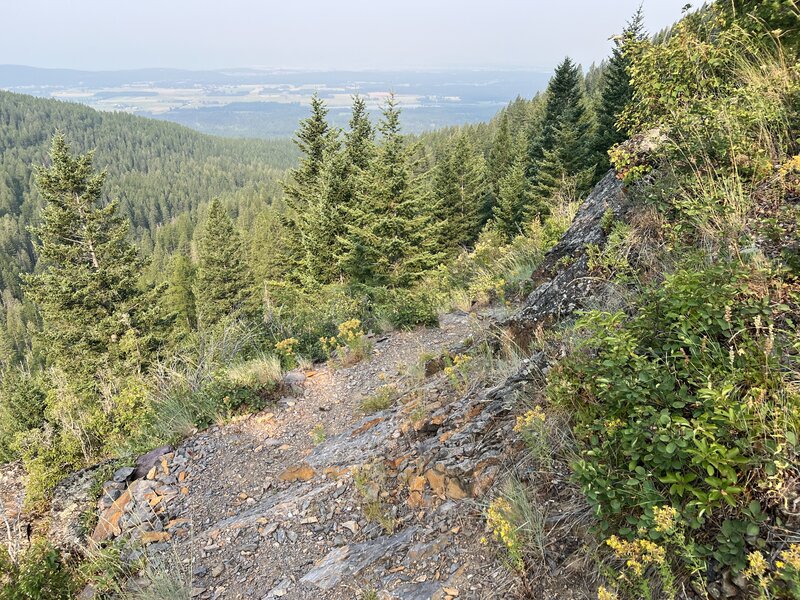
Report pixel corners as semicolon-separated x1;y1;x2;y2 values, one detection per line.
0;91;297;294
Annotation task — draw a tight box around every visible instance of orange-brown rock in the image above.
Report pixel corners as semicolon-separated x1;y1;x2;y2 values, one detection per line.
407;475;427;508
91;488;131;542
279;462;316;482
445;477;469;500
140;530;171;544
425;468;446;497
470;461;500;498
438;430;455;443
350;417;382;437
323;466;350;479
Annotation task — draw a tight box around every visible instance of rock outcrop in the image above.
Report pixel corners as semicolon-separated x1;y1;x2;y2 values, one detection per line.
505;170;628;340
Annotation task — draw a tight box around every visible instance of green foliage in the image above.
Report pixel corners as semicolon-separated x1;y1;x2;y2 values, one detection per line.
593;8;645;172
528;57;595;186
549;263;798;571
493;152;534;241
359;384;399;414
431;132;489;252
0;541;76;599
0;369;46;461
25;135;150;380
165;254;197;336
338;95;442;287
195;199;255;327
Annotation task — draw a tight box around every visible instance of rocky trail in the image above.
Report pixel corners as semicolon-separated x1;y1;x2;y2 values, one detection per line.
1;172;628;600
89;311;519;599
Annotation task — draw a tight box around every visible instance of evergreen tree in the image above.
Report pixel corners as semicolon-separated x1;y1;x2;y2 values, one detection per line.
283;94;337;275
593;8;645;171
528;57;592;174
295;96;375;284
339;95;440;287
285;93;332;210
531;119;595;205
25;135;148;379
165;254;196;334
487;112;515;201
195;199;254;326
345;95;375;170
432;133;488;253
302;144;350;284
492;152;534;241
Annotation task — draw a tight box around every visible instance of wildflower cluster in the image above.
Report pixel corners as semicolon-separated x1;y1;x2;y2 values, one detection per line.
337;319;363;344
777;544;800;596
275;337;299;367
740;545;800;598
514;406;551;466
779;154;800;196
652;505;678;535
604;418;624;436
275;337;298;356
743;550;770;595
486;497;524;572
605;534;675;600
606;536;666;577
444;354;472;392
320;319;372;366
597;586;619;600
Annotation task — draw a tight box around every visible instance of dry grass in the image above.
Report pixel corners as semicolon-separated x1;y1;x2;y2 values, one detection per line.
226;354;284;388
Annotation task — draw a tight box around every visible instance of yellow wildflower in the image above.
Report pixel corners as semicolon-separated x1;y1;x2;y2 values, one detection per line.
653;505;678;534
598;586;618;600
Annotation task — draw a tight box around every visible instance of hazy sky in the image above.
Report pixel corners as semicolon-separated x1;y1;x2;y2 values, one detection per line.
1;0;691;71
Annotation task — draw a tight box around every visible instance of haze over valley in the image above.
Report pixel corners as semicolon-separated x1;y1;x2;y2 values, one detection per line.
0;65;552;137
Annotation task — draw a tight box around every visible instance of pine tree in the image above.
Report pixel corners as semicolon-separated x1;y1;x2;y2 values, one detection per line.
339;95;440;287
25;135;148;378
492;152;534;241
165;254;196;334
488;112;515;201
283;94;338;275
432;133;488;253
302;144;350;284
297;96;375;284
285;93;332;210
528;57;592;174
345;95;375;170
194;199;254;326
531;118;595;205
593;8;645;171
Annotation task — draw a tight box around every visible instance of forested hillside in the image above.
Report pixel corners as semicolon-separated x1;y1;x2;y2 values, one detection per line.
2;1;800;598
0;91;297;359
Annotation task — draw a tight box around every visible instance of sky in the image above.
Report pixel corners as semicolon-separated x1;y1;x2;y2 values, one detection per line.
0;0;691;72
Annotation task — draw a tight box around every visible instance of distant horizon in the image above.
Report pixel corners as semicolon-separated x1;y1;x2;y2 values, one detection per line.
1;0;690;72
2;64;554;74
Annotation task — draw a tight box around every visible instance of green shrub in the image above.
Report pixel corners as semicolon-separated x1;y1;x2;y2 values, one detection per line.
0;541;76;600
377;288;438;330
359;385;399;414
0;370;46;462
549;262;799;572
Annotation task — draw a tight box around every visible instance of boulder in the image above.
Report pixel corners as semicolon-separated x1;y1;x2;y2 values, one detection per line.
133;445;173;480
49;461;112;554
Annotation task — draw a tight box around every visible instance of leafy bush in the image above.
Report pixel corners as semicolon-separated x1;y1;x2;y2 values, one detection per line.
549;262;799;573
0;541;76;600
377;288;439;330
